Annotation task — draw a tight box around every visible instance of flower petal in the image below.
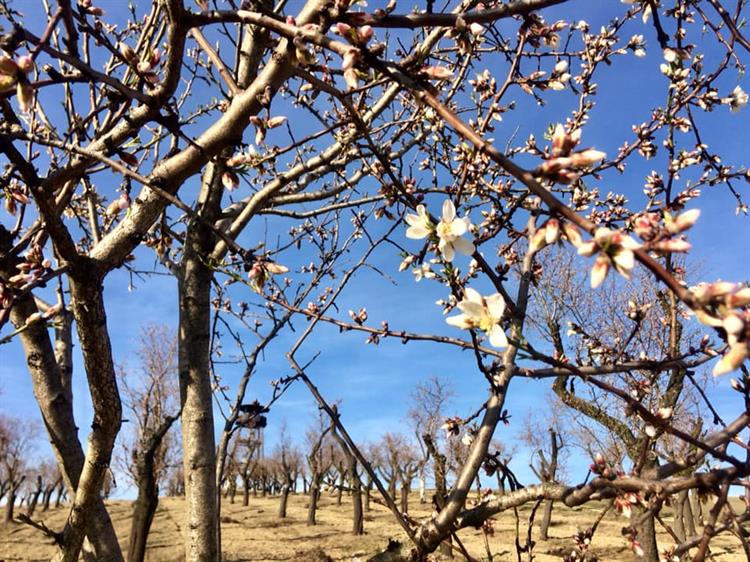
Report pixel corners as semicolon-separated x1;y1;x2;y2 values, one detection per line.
441;242;455;262
446;313;473;329
713;343;749;376
484;293;506;320
406;225;430;239
464;287;483;305
442;199;456;222
452;235;475;256
457;300;484;318
450;218;467;237
488;324;508;348
591;255;610;288
613;249;634;278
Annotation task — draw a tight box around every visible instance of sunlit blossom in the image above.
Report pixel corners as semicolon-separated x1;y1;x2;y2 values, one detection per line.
405;204;433;240
725;85;748;112
575;227;641;287
446;288;507;348
435;200;475;262
412;263;436;282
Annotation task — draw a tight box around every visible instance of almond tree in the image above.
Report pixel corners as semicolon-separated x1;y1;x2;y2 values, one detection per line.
117;324;180;562
305;413;333;525
0;414;35;523
272;422;302;519
1;1;750;561
407;377;454;506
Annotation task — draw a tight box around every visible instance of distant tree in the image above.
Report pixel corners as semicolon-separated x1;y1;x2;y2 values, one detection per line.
407;377;454;506
117;324;180;562
305;413;333;526
38;461;63;513
273;422;302;519
329;405;364;535
377;433;420;516
0;415;36;523
519;400;568;541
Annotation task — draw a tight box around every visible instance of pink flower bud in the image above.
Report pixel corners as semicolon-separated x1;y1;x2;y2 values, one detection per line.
421;66;453;80
335;22;352;37
713;342;749;376
358;25;374;43
266;116;288;129
120;43;136;62
652;238;691;253
222;171;239;191
570;149;606;167
563;223;583;247
16;82;34;113
344;67;359;90
590;254;610;288
16;55;34;74
655;407;672;420
469;22;484;36
529;228;548;253
544;219;560;244
551;123;567;157
668;208;700;233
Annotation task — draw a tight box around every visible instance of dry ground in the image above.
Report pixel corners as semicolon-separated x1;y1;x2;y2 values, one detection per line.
0;493;746;561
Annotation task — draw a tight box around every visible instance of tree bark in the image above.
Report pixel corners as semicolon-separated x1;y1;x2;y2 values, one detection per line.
1;226;121;560
364;475;371;513
278;484;290;518
126;413;177;562
178;164;223;562
26;475;43;518
4;489;17;522
681;490;696;537
54;268;123;562
352;469;364;535
400;483;409;515
636;506;659;562
126;462;158;562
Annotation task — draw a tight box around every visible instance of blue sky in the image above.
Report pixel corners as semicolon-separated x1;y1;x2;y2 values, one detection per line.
1;0;749;499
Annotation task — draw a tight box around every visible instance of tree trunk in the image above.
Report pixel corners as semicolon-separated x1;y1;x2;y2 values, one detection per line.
242;477;251;507
55;483;66;508
539;499;554;540
636;508;659;562
336;472;344;505
278;483;290;518
352;475;363;535
55;271;123;562
178;165;223;562
1;227;122;561
364;476;371;513
400;483;409;515
26;475;43;518
229;480;237;504
42;484;56;512
691;490;703;531
126;459;159;562
681;490;696;537
308;481;320;526
673;491;686;543
4;490;17;522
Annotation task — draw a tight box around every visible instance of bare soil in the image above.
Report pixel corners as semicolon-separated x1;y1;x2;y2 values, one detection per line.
0;493;745;561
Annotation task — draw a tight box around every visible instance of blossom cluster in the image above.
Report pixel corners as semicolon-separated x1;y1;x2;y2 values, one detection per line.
404;200;508;349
